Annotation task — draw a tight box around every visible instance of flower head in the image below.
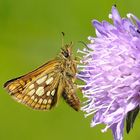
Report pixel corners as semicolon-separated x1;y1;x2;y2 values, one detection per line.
78;6;140;140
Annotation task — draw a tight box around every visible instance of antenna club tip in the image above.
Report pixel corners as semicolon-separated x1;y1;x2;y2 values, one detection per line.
61;32;65;36
114;4;117;7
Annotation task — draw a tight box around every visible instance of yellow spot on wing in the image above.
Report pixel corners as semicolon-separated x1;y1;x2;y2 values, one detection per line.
27;99;33;105
43;99;48;104
46;104;51;109
29;84;35;90
36;75;47;85
48;99;52;104
36;87;44;96
31;96;35;100
31;101;36;107
41;104;46;110
51;89;55;96
38;98;43;104
28;89;35;96
23;96;29;102
16;94;23;99
46;91;51;96
34;98;38;102
35;103;40;109
45;77;53;85
9;84;17;91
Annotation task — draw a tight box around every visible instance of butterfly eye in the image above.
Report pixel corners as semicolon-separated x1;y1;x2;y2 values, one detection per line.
61;48;69;58
63;51;69;58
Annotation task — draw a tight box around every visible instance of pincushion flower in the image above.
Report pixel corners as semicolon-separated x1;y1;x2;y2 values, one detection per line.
77;6;140;140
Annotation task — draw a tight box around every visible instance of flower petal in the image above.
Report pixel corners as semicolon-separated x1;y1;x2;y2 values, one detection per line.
111;119;124;140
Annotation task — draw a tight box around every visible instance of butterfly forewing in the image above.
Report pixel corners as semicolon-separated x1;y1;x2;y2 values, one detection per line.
4;59;60;92
4;60;62;110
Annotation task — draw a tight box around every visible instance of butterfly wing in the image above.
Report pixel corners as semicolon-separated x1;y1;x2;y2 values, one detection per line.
4;60;65;110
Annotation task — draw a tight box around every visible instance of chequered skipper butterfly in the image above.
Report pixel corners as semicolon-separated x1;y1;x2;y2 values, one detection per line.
4;38;80;111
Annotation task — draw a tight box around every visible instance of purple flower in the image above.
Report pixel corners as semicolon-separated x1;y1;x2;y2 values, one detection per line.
77;6;140;140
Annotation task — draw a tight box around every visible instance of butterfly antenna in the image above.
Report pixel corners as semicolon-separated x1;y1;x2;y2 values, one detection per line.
78;41;88;49
61;32;65;48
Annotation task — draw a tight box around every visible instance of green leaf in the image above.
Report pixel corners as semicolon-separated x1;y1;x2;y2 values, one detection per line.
126;106;139;134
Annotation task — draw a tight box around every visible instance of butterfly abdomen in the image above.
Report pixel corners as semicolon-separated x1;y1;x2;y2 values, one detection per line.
62;92;80;111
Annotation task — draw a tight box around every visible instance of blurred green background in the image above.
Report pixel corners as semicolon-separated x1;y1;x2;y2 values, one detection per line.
0;0;140;140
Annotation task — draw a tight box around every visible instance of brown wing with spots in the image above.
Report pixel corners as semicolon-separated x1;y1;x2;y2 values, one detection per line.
4;60;63;110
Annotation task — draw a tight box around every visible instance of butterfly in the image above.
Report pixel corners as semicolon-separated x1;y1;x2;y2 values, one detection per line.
3;41;80;111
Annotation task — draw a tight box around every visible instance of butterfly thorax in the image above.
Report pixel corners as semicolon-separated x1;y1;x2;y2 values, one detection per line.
58;45;77;80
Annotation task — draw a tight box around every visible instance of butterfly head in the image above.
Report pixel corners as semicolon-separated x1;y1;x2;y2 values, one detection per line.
60;42;73;59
